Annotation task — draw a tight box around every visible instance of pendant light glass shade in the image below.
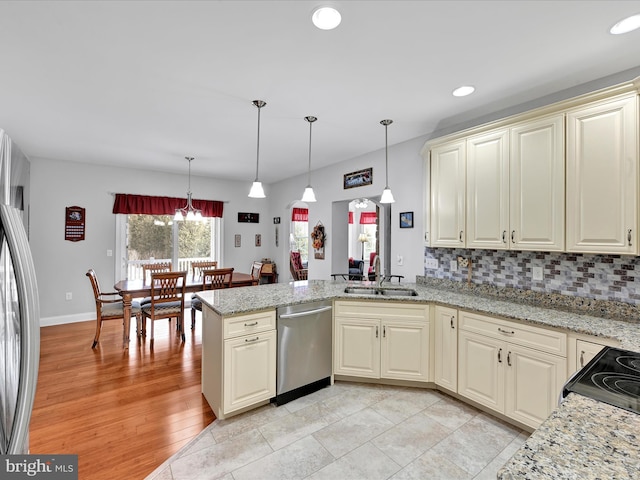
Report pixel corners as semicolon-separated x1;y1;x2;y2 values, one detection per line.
174;156;203;221
248;100;267;198
301;115;317;203
379;119;395;204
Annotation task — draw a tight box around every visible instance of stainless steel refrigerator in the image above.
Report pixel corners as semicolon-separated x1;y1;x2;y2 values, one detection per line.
0;129;40;454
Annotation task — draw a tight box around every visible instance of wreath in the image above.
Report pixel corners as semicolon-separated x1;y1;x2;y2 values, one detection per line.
311;222;325;250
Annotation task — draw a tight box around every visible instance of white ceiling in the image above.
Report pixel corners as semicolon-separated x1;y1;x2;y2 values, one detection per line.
1;1;640;184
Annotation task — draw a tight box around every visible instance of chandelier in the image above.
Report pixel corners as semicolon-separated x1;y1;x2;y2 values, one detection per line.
174;156;203;221
354;198;369;209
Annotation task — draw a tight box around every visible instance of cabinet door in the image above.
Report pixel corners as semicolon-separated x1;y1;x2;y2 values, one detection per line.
223;330;276;415
380;320;429;382
505;343;566;429
458;330;505;412
430;140;466;247
510;115;565;251
466;129;510;249
434;306;457;391
566;94;638;254
334;317;380;378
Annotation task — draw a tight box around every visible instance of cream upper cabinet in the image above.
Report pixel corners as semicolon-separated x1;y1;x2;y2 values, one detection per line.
566;94;638;254
509;115;565;251
434;305;458;392
334;301;430;382
466;129;510;249
430;140;466;247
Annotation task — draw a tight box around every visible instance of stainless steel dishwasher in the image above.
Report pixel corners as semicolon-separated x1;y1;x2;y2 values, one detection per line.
275;300;333;405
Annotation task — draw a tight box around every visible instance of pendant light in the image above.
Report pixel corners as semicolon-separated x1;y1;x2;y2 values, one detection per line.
379;119;395;203
248;100;267;198
301;115;317;203
174;156;203;221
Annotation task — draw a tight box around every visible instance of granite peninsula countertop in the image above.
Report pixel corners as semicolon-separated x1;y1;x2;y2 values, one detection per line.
196;279;640;352
497;393;640;479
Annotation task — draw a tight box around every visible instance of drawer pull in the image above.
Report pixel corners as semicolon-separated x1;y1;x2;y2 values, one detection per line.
628;229;632;246
376;326;379;338
507;351;512;366
580;351;585;368
383;325;386;338
498;348;502;363
511;230;516;243
498;327;515;335
459;231;464;243
245;336;260;343
244;321;259;327
502;230;507;243
450;316;455;329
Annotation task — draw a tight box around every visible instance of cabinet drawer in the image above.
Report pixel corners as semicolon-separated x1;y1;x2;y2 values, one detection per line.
460;310;566;357
224;310;276;339
334;300;429;320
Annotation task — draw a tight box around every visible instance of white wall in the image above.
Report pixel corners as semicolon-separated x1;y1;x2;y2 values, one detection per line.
30;135;427;325
30;158;275;325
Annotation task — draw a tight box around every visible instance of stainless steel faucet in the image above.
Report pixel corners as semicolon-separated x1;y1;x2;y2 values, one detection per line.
374;255;382;286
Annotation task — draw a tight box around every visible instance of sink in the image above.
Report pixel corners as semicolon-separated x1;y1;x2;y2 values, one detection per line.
343;287;418;297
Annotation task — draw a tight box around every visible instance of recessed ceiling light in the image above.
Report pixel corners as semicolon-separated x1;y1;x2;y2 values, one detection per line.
452;85;475;97
312;6;341;30
610;14;640;34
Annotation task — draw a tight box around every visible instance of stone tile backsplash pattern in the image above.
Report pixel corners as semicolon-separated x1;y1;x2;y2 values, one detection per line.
424;248;640;305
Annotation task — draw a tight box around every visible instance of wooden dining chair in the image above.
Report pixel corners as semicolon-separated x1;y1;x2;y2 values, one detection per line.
289;251;308;280
250;261;264;285
141;261;172;283
191;260;218;279
140;271;187;346
191;267;234;329
86;269;142;349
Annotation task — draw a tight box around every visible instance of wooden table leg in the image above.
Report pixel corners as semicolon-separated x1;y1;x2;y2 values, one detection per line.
122;292;132;349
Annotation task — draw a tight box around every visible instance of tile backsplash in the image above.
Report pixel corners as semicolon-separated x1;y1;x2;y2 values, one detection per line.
424;248;640;305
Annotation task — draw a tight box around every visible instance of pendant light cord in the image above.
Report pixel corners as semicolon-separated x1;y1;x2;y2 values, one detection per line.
255;105;261;181
307;119;313;185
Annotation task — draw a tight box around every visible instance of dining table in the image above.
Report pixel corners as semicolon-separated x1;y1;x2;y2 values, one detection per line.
114;271;255;348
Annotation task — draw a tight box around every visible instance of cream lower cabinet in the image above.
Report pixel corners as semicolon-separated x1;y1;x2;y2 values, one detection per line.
434;305;458;392
458;311;566;429
567;333;620;376
334;301;430;382
201;308;276;419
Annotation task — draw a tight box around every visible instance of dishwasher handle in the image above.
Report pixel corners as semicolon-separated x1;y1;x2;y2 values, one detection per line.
278;305;332;319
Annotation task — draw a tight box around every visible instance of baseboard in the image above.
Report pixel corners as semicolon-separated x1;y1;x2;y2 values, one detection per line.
40;312;93;327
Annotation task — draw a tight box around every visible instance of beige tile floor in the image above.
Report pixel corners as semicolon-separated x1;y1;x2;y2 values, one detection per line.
147;382;529;480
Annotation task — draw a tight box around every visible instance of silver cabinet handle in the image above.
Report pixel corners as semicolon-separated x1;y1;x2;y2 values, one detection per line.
245;336;260;343
580;351;585;368
502;230;507;243
459;231;464;243
244;321;258;327
498;348;502;363
450;316;455;329
498;327;515;335
507;351;512;366
511;230;516;243
628;229;632;246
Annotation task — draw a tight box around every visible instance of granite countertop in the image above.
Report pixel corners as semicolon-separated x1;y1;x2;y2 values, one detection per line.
196;279;640;351
498;393;640;479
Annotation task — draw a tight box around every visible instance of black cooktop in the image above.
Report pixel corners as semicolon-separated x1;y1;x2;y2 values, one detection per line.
563;346;640;414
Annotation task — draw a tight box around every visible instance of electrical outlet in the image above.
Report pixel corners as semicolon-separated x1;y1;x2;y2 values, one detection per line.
65;292;72;301
107;249;113;257
450;259;458;272
425;258;439;269
532;266;544;281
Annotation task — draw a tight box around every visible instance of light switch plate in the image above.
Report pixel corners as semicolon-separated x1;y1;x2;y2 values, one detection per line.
425;258;438;269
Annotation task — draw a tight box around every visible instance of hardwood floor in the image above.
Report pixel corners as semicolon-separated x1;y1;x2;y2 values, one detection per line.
29;315;215;480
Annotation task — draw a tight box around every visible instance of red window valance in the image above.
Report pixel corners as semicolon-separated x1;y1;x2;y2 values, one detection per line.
360;212;377;224
349;211;354;224
292;207;308;222
112;193;224;217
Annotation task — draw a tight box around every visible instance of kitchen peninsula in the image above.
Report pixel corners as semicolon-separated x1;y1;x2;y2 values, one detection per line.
196;278;640;478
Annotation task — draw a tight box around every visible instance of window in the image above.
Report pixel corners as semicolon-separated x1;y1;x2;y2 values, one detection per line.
290;206;309;264
116;215;221;280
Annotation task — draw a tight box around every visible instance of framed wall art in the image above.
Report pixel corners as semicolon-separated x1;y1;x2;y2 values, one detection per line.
343;168;373;189
399;211;414;228
238;212;259;223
